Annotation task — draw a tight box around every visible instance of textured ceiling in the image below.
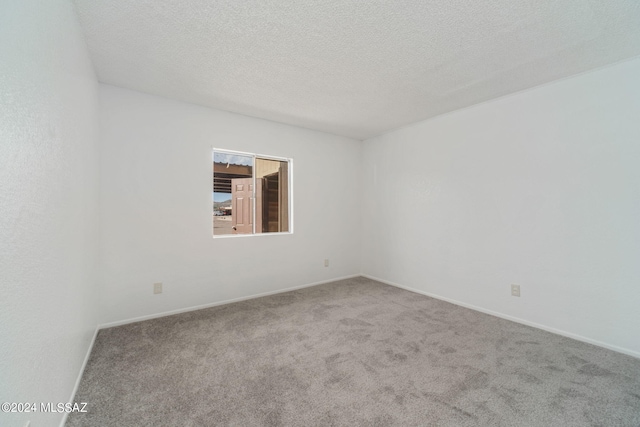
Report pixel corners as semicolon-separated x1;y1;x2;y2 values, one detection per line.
73;0;640;140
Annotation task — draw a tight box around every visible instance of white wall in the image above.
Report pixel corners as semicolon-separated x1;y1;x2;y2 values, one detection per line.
2;8;637;427
0;0;100;426
362;57;640;357
98;85;362;324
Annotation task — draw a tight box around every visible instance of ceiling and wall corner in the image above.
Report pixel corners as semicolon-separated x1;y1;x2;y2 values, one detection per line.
360;56;640;357
72;0;640;140
82;0;640;356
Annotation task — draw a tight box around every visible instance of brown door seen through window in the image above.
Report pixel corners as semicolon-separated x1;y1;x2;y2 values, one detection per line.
231;178;253;234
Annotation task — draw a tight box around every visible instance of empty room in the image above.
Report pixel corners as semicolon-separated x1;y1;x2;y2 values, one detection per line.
2;0;640;426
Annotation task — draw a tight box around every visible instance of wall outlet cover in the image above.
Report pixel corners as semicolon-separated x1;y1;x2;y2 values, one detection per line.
511;284;521;297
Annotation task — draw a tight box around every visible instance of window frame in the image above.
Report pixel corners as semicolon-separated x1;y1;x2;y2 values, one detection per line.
212;148;294;238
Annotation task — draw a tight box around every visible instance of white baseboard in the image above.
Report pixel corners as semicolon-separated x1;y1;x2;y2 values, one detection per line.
61;271;636;427
99;274;361;330
60;274;359;426
362;274;640;360
59;325;100;427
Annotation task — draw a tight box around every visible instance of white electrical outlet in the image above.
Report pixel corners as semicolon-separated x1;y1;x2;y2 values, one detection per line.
154;282;163;294
511;284;521;297
324;259;329;267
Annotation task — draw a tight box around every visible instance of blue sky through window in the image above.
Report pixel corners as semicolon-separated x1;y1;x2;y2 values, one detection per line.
213;152;252;166
213;192;231;202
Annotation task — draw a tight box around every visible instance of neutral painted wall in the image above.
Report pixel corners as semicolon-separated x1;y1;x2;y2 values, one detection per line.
361;57;640;357
98;85;362;324
0;0;100;425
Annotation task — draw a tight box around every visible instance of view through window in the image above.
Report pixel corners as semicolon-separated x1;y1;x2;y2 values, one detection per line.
213;150;291;236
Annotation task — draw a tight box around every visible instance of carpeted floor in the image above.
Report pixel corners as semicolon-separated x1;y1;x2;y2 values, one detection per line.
67;277;640;426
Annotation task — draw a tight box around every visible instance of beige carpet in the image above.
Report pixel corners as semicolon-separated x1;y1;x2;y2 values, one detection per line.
67;277;640;426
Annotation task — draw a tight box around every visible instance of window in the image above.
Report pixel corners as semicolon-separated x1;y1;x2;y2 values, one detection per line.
213;149;292;237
